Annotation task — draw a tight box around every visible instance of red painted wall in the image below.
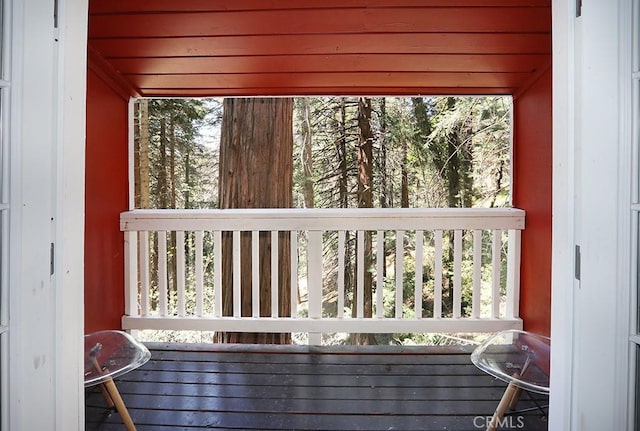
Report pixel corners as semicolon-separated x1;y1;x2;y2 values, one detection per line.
513;68;552;336
82;62;552;335
85;68;129;333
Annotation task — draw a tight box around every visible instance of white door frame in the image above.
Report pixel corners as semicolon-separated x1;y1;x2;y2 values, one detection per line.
551;0;634;429
550;1;576;429
8;0;87;429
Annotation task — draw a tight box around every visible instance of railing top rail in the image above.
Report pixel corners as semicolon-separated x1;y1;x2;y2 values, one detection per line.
120;207;525;232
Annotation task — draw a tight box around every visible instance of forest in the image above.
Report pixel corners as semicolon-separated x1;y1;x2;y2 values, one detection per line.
133;96;512;345
134;96;510;212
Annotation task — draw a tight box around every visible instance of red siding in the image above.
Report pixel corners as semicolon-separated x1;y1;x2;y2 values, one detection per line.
513;68;552;336
85;69;129;333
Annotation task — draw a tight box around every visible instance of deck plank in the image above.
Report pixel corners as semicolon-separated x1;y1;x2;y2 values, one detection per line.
86;343;549;431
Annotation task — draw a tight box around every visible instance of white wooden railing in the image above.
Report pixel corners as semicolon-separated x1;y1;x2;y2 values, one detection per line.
120;208;524;344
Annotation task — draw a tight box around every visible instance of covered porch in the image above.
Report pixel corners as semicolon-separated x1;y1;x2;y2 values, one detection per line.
84;0;552;429
86;0;552;337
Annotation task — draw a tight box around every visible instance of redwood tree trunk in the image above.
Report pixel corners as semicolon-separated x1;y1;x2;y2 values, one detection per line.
301;98;315;209
216;98;293;344
401;138;410;208
336;99;352;312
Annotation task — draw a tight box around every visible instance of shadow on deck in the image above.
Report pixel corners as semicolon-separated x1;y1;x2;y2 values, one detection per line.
85;343;548;431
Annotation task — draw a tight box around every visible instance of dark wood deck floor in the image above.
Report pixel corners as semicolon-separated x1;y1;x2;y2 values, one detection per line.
85;343;548;431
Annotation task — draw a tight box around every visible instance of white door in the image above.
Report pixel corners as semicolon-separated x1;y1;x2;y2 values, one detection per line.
551;0;634;429
0;0;10;428
630;0;640;427
5;0;88;429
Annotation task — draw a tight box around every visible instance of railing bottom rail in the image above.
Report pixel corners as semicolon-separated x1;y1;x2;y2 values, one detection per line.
122;316;523;334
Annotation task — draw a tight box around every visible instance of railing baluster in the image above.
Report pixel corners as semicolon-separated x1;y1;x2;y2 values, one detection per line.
124;231;138;319
434;230;443;318
453;229;462;319
395;230;404;319
307;230;322;345
176;231;186;317
213;230;222;317
252;230;260;317
290;231;298;317
492;229;503;318
157;231;168;316
376;230;384;318
271;230;279;318
337;231;345;319
472;229;482;318
357;230;364;319
195;231;204;317
233;231;241;317
415;230;423;319
506;229;521;319
139;231;149;316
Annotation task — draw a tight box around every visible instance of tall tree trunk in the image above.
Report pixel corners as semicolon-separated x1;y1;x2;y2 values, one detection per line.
411;97;432;207
489;160;504;208
351;97;375;345
184;151;191;209
137;100;151;209
168;118;177;295
433;97;475;317
379;98;388;210
158;118;169;208
379;99;388;278
169;118;177;209
336;98;352;312
135;100;154;307
216;98;293;344
401;138;409;208
301;98;315;208
338;98;348;209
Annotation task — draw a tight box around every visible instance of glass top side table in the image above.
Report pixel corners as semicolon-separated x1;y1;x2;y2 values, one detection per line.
84;330;151;431
471;330;550;431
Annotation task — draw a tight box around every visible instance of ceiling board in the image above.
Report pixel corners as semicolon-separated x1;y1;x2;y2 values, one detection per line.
141;87;517;97
128;71;530;91
91;34;551;58
89;8;550;38
108;54;548;75
89;0;551;14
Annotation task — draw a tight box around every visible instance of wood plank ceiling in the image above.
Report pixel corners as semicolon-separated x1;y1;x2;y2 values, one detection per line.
87;0;551;98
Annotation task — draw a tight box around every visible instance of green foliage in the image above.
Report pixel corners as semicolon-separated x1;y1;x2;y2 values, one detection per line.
136;98;221;209
137;95;510;211
134;96;512;345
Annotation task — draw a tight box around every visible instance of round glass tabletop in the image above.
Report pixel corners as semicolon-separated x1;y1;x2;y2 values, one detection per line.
84;330;151;387
471;329;550;395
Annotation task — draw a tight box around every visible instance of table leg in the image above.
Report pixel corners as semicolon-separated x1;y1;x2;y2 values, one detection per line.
508;386;523;410
98;383;115;409
101;376;137;431
487;382;519;431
